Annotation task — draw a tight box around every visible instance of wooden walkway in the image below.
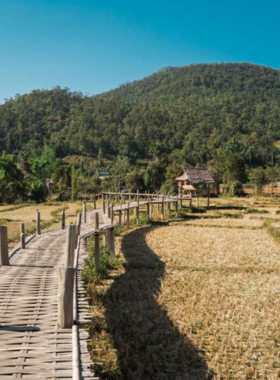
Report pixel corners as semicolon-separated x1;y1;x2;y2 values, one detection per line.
0;195;181;379
0;209;112;379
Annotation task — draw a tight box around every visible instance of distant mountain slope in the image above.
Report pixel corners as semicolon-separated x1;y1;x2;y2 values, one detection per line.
0;63;280;167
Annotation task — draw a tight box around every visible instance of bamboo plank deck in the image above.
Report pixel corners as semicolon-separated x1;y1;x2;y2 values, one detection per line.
0;210;109;379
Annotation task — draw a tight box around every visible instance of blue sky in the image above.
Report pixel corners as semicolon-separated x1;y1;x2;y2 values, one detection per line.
0;0;279;103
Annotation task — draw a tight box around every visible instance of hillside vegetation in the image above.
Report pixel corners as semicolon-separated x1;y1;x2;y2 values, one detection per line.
1;63;280;202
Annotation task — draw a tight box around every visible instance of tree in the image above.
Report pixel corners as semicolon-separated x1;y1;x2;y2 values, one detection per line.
0;153;24;203
249;168;267;195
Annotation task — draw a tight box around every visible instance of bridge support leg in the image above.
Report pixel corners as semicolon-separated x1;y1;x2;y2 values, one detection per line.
136;207;139;225
109;228;115;257
95;234;100;272
127;209;130;229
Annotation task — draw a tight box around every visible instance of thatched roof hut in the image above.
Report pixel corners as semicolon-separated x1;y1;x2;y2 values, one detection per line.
175;168;214;207
175;168;214;185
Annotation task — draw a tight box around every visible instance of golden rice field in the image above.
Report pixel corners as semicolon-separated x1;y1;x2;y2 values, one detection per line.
0;201;93;247
87;196;280;379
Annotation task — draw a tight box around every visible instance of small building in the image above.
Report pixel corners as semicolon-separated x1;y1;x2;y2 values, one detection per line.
175;168;215;206
93;170;110;180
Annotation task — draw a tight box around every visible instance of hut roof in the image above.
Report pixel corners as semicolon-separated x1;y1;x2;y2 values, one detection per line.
176;168;214;184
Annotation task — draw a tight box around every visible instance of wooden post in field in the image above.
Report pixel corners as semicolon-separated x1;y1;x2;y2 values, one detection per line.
93;198;97;210
207;184;210;208
189;193;193;212
36;210;41;235
137;190;139;205
95;234;100;271
58;266;75;328
95;213;99;230
76;212;82;237
175;201;179;217
65;225;76;267
61;209;65;230
83;202;86;223
0;226;9;266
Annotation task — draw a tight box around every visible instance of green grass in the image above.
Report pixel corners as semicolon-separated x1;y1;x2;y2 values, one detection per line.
245;207;269;214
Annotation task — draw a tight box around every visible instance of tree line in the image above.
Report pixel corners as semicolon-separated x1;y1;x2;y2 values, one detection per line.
1;62;280;202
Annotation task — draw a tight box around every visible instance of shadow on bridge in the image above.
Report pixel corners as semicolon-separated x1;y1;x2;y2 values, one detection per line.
99;224;214;380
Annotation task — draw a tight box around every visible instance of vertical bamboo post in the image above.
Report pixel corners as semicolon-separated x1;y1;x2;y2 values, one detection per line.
207;184;210;208
175;201;179;217
83;202;87;223
95;234;100;271
61;209;65;230
65;225;76;267
102;194;106;214
109;228;115;257
76;212;82;237
0;226;9;266
20;223;25;235
58;267;75;328
136;207;139;225
118;211;122;230
161;199;164;220
95;213;99;230
36;210;41;235
189;193;193;212
127;208;130;229
20;233;25;249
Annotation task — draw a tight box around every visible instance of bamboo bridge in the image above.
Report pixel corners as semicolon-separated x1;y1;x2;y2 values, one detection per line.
0;192;185;379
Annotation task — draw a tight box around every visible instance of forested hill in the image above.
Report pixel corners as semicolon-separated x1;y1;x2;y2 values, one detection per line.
1;62;280;169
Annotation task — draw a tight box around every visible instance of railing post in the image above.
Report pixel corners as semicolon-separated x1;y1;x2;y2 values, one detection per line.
65;225;77;267
83;202;87;223
107;206;111;220
20;223;25;235
175;201;179;217
61;209;65;230
76;212;82;237
95;213;99;229
36;210;41;235
161;198;164;220
58;266;75;328
93;198;97;210
0;226;9;266
20;233;25;249
95;234;100;271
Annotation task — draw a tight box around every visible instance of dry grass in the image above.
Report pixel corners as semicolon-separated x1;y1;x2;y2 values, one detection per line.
0;202;83;247
86;196;280;379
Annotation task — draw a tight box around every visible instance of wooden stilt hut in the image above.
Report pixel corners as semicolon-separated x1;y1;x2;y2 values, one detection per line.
175;168;214;207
